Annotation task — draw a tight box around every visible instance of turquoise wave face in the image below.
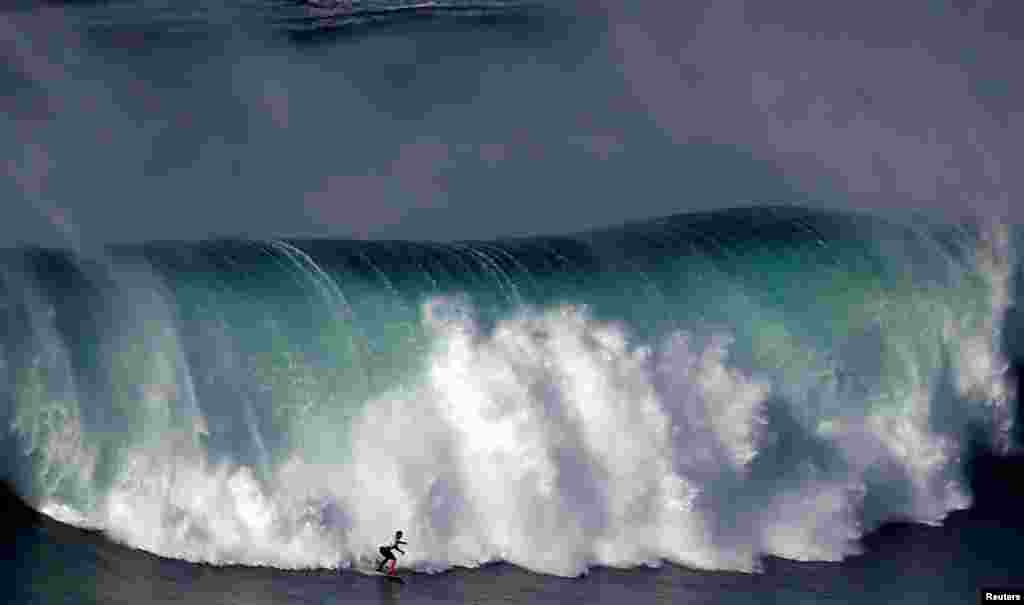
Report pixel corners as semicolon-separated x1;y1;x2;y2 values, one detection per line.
0;206;1015;574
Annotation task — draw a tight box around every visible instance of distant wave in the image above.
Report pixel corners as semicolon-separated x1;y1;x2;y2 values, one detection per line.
0;206;1017;576
270;1;547;39
38;0;544;37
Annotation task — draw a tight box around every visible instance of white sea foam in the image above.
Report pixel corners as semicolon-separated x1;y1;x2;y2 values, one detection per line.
34;260;1012;575
17;221;1015;576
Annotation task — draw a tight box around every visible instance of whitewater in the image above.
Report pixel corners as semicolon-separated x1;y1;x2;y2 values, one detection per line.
0;206;1016;578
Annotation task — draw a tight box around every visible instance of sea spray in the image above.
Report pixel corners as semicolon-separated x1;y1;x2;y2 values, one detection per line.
0;206;1015;576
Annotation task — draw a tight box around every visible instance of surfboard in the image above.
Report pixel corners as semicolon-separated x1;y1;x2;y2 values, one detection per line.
366;570;406;583
366;560;407;584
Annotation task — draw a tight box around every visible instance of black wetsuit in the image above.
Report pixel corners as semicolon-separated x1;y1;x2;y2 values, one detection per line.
377;536;407;572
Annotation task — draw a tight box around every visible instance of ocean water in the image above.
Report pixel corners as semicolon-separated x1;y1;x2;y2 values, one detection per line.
4;1;1024;603
2;205;1024;603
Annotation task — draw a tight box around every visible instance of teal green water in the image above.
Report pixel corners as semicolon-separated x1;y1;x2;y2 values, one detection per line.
0;206;1015;574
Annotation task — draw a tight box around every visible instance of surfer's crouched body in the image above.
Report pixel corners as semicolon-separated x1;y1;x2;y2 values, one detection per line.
377;531;407;573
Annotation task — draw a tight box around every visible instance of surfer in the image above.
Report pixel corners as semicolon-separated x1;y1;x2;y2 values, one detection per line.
376;531;408;574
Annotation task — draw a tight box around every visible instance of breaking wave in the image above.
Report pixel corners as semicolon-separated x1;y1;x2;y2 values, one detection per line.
0;206;1016;576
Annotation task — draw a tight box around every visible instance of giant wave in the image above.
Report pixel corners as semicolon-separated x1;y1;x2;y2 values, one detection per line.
0;206;1016;576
